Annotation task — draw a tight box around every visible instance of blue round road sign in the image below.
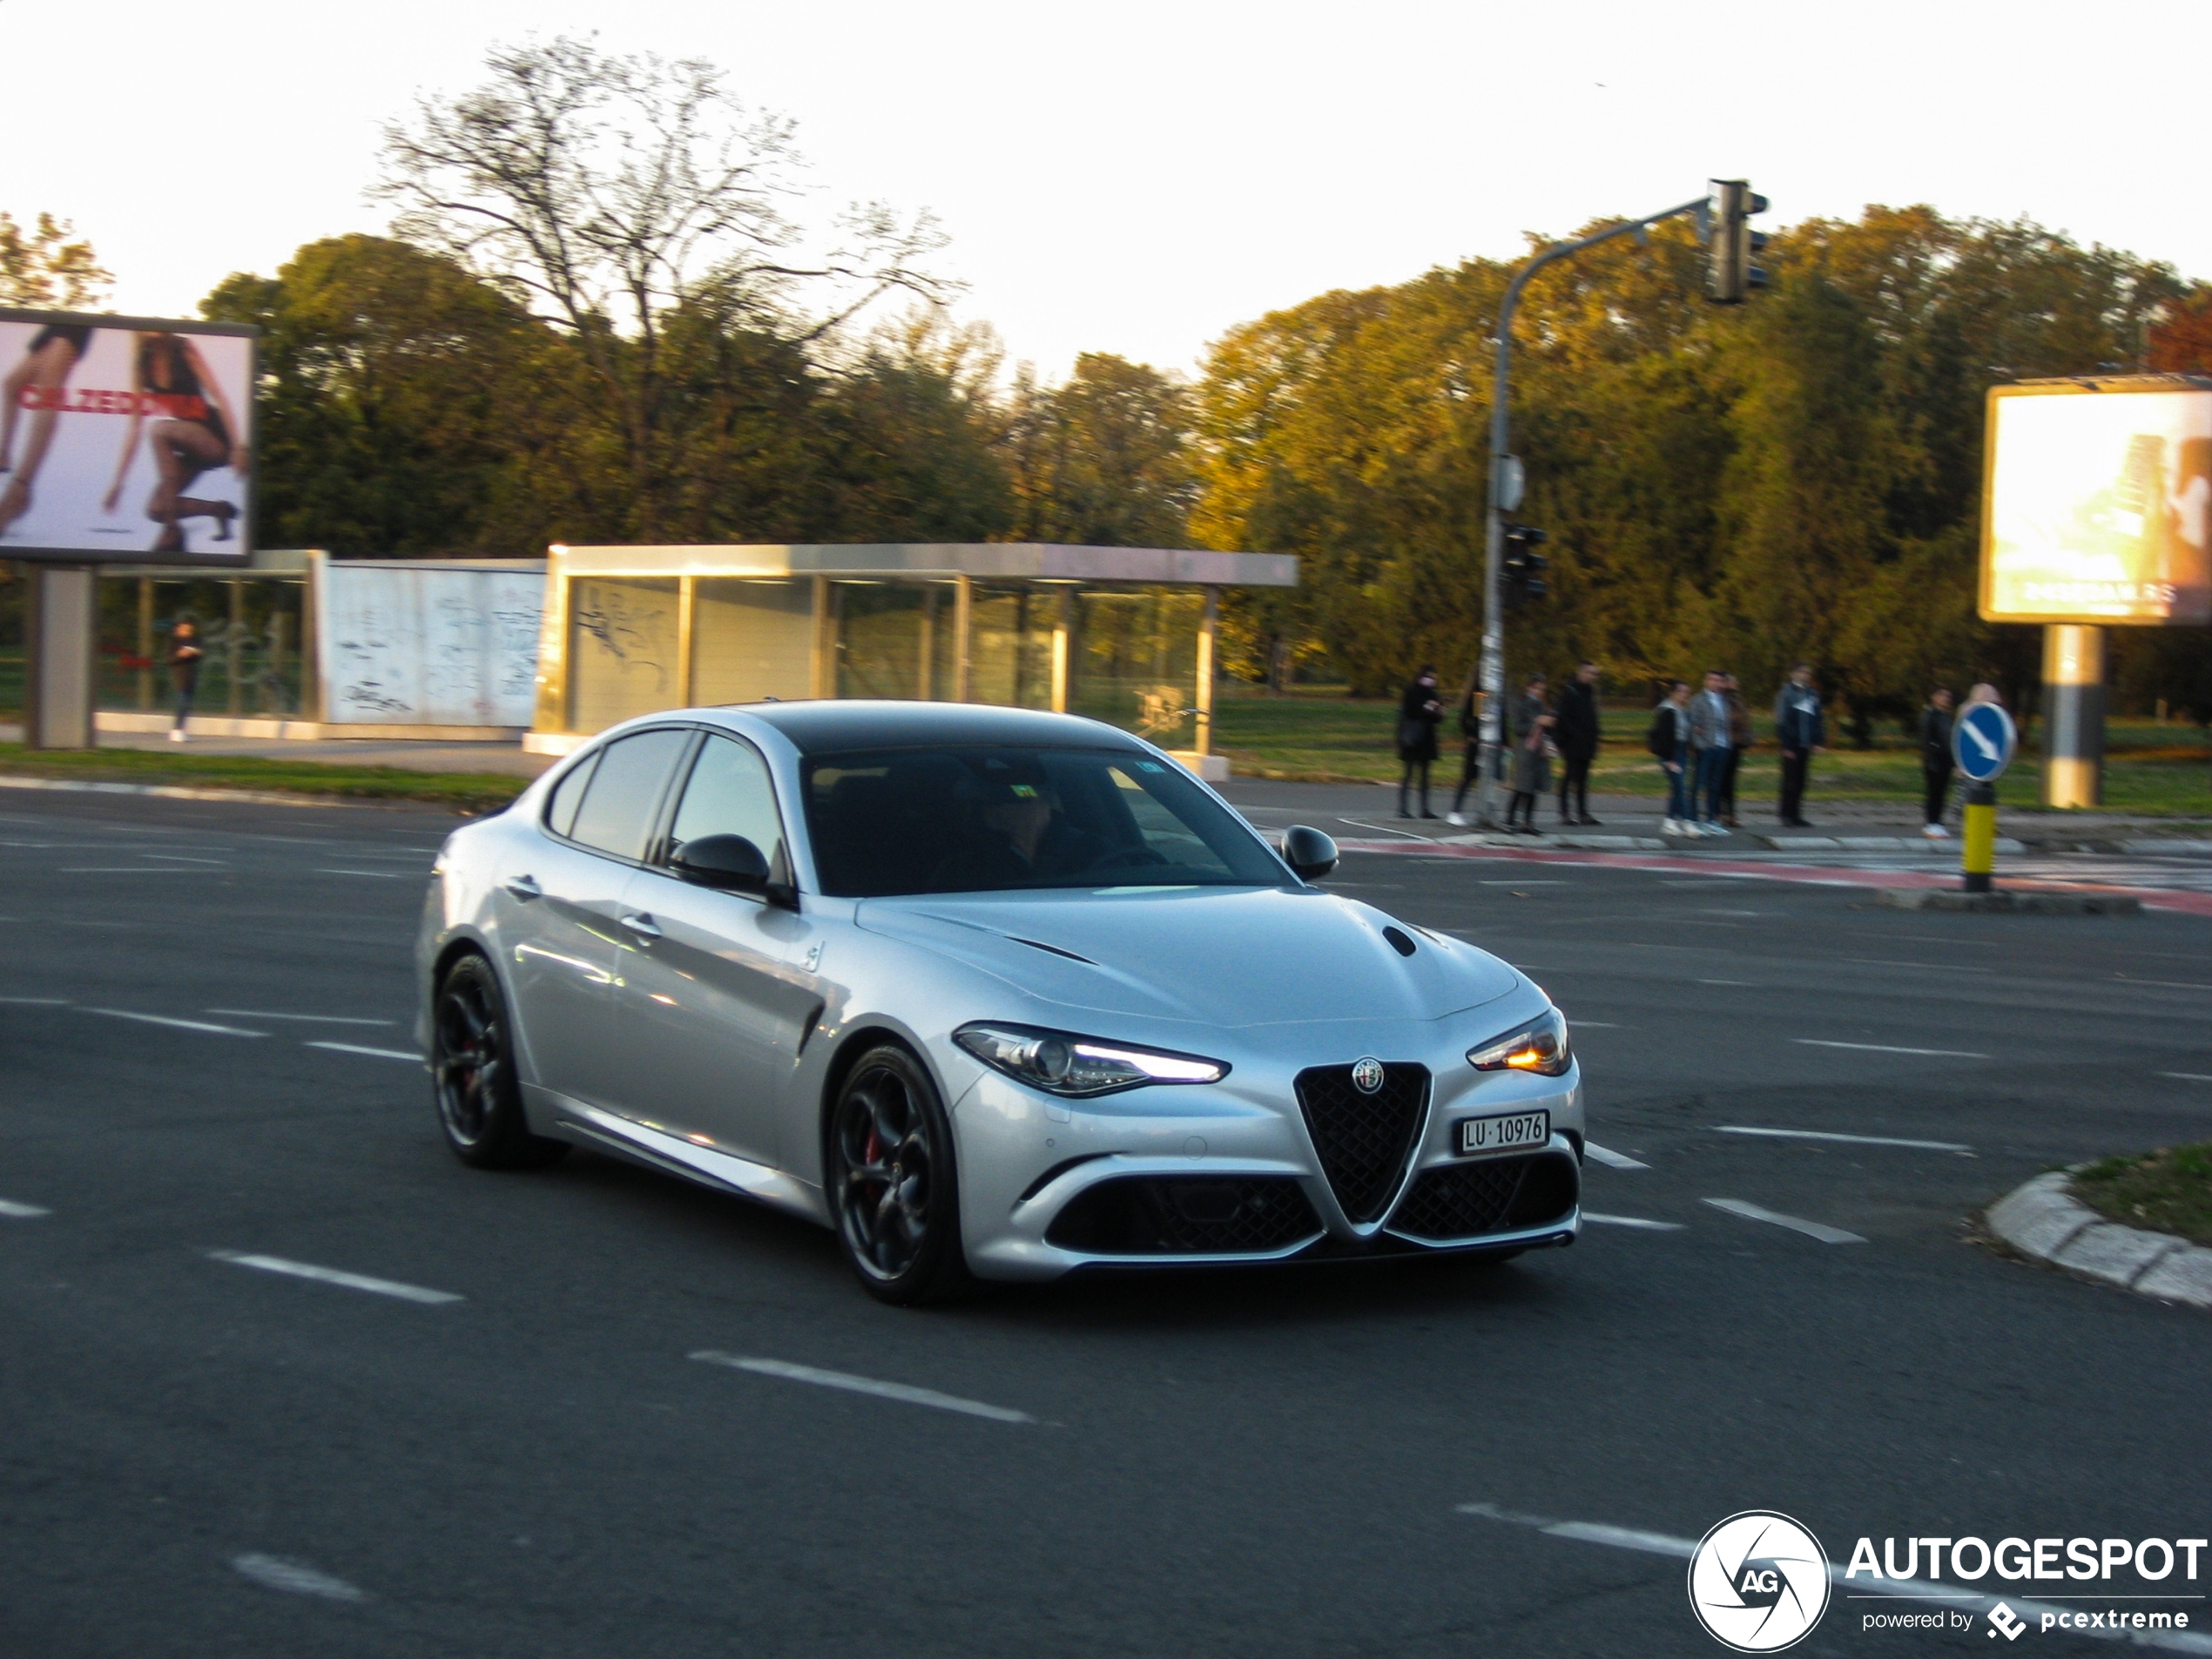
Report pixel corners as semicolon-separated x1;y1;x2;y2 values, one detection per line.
1952;703;2016;783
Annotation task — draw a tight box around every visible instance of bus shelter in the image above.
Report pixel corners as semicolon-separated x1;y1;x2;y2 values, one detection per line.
526;543;1299;773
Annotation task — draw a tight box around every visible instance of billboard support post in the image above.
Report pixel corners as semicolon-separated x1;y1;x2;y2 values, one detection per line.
24;564;98;749
2041;624;2104;808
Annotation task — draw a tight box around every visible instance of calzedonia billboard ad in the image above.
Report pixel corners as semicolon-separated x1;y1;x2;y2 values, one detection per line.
0;307;254;566
1980;376;2212;625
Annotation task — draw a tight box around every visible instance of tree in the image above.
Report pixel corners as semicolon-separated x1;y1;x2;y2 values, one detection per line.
374;35;948;540
0;212;110;309
1005;354;1199;548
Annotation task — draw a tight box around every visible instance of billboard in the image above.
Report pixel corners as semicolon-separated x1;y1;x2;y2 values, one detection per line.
1980;377;2212;625
0;307;254;565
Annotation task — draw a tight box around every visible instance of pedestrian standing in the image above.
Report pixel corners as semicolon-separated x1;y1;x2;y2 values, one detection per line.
1648;680;1693;834
1773;663;1826;827
1716;671;1751;828
1919;685;1956;839
1553;661;1602;826
1395;664;1443;819
1447;669;1482;825
1687;669;1734;835
168;618;204;743
1503;673;1554;834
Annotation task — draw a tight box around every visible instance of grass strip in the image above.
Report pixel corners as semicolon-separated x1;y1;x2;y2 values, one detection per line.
2074;1143;2212;1248
0;743;526;813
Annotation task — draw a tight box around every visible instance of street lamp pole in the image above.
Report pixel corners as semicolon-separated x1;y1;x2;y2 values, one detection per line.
1477;193;1711;828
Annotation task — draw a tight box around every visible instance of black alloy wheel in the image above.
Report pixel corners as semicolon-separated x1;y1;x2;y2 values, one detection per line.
432;954;568;1170
828;1044;969;1305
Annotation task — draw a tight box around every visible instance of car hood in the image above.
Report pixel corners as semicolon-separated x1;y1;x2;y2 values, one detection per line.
853;885;1521;1028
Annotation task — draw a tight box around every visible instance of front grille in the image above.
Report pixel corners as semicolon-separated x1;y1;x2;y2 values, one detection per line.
1388;1150;1579;1242
1293;1062;1430;1223
1045;1177;1323;1256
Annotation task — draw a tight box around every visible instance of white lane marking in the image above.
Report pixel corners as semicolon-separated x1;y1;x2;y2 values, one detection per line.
1792;1038;1988;1059
1715;1125;1974;1153
1581;1213;1683;1231
209;1251;462;1304
306;1041;420;1062
208;1010;396;1026
1569;1021;1628;1028
138;854;231;866
1703;1197;1866;1244
2159;1073;2212;1083
1583;1143;1649;1170
317;868;410;879
0;1199;51;1217
1695;977;1753;986
83;1008;266;1037
0;995;69;1004
1456;1504;2212;1655
1847;956;1991;974
230;1554;368;1602
691;1352;1035;1424
1480;879;1571;886
60;867;205;873
2118;974;2212;992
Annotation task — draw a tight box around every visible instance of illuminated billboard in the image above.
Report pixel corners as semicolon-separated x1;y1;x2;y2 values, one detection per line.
0;307;254;565
1981;377;2212;625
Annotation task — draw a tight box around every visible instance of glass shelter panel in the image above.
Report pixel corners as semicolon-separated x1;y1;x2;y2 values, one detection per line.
691;578;812;706
97;575;306;716
1071;586;1201;748
835;582;937;701
967;584;1055;711
569;577;679;732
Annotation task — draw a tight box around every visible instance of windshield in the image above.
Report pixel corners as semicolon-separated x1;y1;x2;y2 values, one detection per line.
802;745;1288;897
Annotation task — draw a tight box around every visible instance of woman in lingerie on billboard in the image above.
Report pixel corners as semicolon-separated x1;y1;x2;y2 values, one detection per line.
101;331;246;553
0;321;92;532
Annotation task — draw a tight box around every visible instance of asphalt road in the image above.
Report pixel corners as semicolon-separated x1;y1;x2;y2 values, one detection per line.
4;785;2211;1658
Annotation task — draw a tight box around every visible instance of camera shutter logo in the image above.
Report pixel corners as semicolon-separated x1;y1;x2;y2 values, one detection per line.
1686;1511;1831;1652
1351;1056;1386;1095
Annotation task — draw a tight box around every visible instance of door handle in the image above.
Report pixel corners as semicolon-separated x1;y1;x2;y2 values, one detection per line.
503;874;542;901
619;912;664;941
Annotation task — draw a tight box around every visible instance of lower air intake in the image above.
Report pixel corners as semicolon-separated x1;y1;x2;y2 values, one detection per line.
1388;1150;1580;1242
1046;1176;1323;1256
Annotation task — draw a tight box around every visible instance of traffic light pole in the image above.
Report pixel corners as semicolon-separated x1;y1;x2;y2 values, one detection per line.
1476;194;1710;829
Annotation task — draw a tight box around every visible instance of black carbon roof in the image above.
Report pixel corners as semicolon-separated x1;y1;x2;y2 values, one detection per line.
738;699;1148;755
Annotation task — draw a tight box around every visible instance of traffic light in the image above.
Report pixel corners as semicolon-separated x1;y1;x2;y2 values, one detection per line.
1705;179;1770;305
1501;524;1548;610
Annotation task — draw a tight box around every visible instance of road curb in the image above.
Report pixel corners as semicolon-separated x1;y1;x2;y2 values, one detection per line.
0;772;470;814
1880;888;2143;914
1986;1171;2212;1309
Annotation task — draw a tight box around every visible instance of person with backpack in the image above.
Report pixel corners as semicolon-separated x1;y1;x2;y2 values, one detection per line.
1395;664;1444;819
1773;664;1826;827
1919;685;1956;839
1553;661;1602;826
1649;680;1693;834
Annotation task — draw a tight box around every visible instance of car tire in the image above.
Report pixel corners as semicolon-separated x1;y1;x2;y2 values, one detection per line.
432;953;569;1170
827;1043;971;1305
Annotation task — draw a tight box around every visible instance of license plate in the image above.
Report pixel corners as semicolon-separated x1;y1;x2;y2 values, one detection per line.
1457;1110;1549;1158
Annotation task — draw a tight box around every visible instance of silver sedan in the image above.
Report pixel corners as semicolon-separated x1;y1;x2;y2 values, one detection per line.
416;702;1584;1303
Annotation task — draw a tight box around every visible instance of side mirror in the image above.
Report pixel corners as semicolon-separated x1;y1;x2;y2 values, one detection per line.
1281;825;1339;882
671;833;771;893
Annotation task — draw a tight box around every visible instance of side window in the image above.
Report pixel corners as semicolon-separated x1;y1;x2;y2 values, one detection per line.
566;729;691;861
543;751;600;840
666;735;785;873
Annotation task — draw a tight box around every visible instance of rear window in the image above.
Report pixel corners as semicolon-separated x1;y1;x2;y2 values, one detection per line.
803;745;1285;898
564;729;691;861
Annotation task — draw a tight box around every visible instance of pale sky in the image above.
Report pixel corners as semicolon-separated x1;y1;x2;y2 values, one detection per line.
10;0;2208;381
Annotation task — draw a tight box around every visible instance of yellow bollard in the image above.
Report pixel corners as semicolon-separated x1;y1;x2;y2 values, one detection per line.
1960;783;1997;894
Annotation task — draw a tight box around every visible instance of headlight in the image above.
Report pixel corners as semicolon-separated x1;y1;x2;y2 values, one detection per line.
1467;1008;1571;1076
954;1022;1229;1097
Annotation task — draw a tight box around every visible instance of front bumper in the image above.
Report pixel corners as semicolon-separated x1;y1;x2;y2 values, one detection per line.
953;1054;1583;1282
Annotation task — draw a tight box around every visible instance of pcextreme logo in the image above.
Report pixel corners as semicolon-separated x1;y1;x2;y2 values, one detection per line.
1687;1511;1831;1652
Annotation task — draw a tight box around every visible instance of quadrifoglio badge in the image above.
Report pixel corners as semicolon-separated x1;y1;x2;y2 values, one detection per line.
1684;1514;2208;1648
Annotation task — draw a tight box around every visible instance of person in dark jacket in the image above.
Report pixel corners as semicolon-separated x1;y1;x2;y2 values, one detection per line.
1447;670;1482;825
167;618;204;742
1396;665;1444;819
1772;663;1826;826
1715;671;1751;828
1919;685;1956;839
1503;673;1554;833
1648;680;1693;833
1552;661;1602;826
